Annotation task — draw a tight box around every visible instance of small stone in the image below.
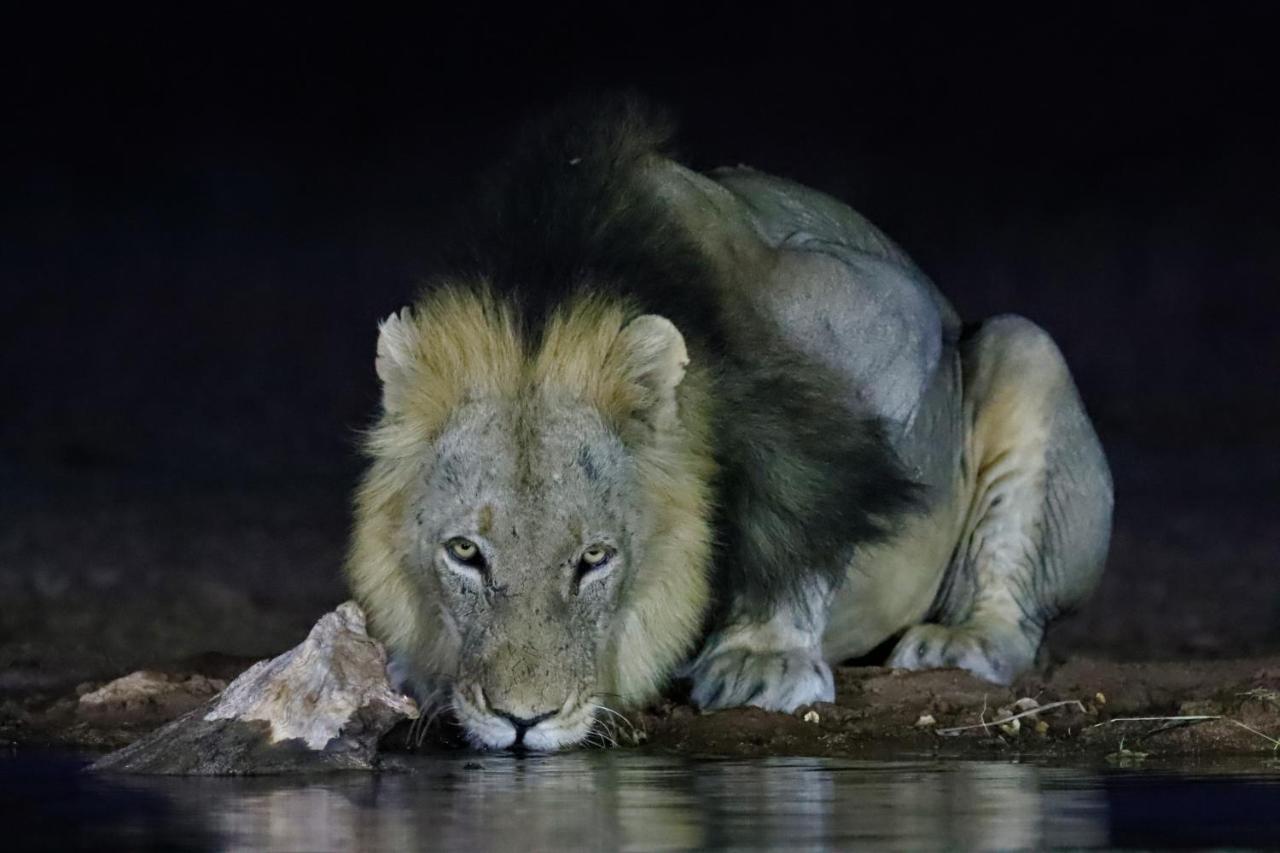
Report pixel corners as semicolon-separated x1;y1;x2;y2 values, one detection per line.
994;704;1021;735
1179;699;1221;716
1106;745;1149;767
1034;720;1050;735
915;713;937;728
78;671;228;724
803;710;821;724
1095;692;1107;706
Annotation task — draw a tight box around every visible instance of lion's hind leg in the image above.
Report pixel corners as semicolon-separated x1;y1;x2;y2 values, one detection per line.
888;315;1113;685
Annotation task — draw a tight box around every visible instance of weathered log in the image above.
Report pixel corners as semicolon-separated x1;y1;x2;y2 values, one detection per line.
91;602;417;774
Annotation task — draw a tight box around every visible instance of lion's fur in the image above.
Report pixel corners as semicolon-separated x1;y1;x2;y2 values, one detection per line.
349;287;717;706
345;95;1112;740
347;95;924;741
436;96;919;614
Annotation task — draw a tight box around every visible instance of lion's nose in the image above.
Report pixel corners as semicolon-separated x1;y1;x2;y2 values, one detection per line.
492;707;557;745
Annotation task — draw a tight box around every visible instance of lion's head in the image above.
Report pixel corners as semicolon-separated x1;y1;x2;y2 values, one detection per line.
347;289;714;750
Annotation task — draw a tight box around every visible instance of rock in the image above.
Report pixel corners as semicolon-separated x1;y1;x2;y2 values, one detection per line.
91;602;417;775
78;671;227;724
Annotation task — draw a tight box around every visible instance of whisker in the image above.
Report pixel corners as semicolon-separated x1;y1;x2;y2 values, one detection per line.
586;728;616;750
410;689;451;748
593;703;637;733
585;712;620;749
589;700;641;743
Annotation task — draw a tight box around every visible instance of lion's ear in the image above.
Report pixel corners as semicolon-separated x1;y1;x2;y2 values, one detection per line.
614;314;689;434
375;307;418;415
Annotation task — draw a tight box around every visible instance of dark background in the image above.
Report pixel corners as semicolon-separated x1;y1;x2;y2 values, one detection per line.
3;5;1278;690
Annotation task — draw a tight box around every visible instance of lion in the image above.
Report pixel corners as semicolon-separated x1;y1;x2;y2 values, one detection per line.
346;97;1113;750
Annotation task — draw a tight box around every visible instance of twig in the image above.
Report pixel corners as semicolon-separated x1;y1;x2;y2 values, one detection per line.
1089;715;1220;727
1223;719;1280;750
1091;715;1280;751
936;700;1086;736
1239;688;1280;707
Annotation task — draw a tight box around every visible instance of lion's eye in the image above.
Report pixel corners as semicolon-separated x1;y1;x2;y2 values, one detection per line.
579;545;613;571
445;537;484;566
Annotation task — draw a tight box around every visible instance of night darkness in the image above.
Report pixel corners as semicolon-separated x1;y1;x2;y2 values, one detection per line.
3;5;1278;689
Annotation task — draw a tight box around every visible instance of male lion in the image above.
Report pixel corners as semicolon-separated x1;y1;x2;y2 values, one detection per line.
347;98;1113;750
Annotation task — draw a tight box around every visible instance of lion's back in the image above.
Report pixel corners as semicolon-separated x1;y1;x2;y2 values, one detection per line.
711;167;961;438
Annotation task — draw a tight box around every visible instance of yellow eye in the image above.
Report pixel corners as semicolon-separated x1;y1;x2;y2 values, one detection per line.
581;545;611;567
446;538;481;563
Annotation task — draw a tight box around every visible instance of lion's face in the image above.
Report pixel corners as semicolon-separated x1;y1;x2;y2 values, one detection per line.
411;394;642;750
351;295;713;752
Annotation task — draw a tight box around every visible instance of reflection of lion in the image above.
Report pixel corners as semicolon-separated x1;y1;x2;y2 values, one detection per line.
346;98;1112;750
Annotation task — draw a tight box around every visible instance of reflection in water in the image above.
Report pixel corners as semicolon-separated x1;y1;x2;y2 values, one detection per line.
152;755;1109;851
8;752;1280;851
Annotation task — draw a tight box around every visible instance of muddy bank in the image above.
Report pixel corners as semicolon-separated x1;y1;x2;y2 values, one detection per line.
626;658;1280;760
0;655;259;754
5;656;1279;763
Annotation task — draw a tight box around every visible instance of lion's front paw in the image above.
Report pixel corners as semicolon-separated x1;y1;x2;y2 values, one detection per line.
688;648;834;712
887;623;1035;685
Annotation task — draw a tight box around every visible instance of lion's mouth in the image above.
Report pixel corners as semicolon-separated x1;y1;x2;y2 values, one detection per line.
451;685;598;751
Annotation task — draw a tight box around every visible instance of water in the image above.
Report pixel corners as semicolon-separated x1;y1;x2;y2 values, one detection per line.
4;752;1280;851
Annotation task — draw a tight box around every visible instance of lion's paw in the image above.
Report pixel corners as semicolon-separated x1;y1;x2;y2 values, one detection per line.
688;648;834;712
887;623;1034;685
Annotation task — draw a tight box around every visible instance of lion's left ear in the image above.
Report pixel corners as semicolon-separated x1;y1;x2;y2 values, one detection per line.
375;306;418;415
614;314;689;434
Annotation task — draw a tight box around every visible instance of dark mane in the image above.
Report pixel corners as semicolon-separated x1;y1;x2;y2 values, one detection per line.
433;95;923;618
439;94;726;350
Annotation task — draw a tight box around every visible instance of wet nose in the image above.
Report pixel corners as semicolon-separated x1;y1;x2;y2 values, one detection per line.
492;707;557;744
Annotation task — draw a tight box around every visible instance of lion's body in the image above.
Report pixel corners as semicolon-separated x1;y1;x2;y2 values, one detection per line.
674;166;1112;692
346;99;1113;748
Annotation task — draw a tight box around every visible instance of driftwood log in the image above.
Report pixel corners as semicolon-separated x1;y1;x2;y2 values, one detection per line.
92;602;417;774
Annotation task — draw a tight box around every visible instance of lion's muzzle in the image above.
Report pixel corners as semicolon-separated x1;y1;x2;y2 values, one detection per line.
453;682;594;751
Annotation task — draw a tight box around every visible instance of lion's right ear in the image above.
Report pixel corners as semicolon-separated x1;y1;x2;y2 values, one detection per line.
375;307;418;415
613;314;689;435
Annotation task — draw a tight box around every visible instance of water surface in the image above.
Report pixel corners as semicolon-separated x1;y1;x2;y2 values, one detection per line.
4;752;1279;850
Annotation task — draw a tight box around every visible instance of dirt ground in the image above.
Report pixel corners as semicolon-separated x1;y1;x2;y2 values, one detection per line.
5;655;1280;763
626;658;1280;760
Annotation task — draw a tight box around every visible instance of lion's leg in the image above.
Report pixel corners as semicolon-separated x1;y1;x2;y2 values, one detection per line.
687;581;836;712
888;315;1113;684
